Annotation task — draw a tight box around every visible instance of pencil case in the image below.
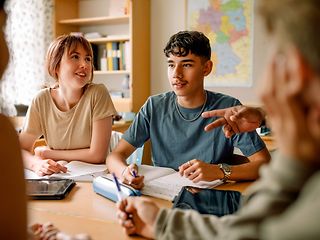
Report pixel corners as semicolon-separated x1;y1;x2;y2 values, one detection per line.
93;176;141;202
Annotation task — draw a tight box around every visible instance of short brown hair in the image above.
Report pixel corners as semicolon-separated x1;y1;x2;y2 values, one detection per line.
258;0;320;74
46;34;94;82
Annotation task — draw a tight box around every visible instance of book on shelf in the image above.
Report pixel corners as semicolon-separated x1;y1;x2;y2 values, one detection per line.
93;164;223;201
119;42;124;70
101;41;127;71
24;160;108;182
100;49;107;71
91;43;99;71
119;41;128;71
124;41;130;71
106;42;113;71
112;41;120;70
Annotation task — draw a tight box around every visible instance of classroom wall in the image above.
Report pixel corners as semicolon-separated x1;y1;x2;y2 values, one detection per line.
150;0;269;105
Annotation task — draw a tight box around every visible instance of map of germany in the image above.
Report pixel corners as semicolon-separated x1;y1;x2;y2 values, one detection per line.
187;0;253;86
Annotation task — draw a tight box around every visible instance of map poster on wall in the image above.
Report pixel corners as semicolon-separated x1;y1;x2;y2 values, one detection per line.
187;0;254;87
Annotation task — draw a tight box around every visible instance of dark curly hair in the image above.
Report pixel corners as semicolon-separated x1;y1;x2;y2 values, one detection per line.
1;0;6;10
164;31;211;61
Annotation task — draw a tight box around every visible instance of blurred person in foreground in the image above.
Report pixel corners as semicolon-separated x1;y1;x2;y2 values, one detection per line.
0;1;90;239
116;0;320;239
0;0;27;237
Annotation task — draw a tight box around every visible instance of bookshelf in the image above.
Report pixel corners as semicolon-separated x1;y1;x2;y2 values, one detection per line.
53;0;150;113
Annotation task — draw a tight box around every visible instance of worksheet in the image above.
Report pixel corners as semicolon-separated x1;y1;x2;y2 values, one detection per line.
24;160;108;182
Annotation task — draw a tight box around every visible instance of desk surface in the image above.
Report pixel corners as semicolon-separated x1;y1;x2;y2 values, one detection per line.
28;182;172;240
28;181;252;240
261;135;277;152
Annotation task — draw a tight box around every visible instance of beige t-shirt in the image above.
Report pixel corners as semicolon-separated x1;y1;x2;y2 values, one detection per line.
23;83;117;150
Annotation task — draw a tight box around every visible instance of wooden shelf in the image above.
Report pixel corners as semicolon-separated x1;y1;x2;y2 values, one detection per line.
59;16;129;26
88;36;129;43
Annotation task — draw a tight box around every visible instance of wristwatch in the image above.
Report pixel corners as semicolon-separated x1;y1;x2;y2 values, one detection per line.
218;163;232;182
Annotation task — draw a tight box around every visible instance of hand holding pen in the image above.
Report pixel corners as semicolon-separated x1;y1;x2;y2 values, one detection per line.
112;173;125;201
120;163;144;190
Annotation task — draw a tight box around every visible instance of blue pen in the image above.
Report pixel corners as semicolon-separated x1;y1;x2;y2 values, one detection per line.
112;173;123;201
131;170;137;178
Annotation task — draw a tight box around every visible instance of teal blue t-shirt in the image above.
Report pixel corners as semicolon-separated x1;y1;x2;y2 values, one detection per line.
123;91;265;170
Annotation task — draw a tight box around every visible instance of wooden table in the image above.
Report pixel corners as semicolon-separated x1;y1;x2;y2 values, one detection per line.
28;182;171;240
28;181;252;239
261;135;277;152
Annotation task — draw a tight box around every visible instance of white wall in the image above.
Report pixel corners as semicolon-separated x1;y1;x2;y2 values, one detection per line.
151;0;269;105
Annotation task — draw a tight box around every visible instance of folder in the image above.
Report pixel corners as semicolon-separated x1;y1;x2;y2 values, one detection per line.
93;176;141;202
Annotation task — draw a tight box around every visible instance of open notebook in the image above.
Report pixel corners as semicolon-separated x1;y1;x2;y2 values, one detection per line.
24;161;108;182
97;164;223;201
139;165;223;201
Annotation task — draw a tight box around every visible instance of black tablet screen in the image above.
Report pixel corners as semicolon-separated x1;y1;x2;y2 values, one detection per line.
26;179;75;200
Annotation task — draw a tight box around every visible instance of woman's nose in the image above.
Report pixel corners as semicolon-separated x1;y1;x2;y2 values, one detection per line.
79;59;89;69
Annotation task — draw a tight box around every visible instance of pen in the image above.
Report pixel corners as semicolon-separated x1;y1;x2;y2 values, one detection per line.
112;173;123;201
131;169;137;178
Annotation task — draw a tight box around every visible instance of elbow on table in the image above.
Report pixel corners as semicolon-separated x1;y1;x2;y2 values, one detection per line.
89;158;106;164
89;152;108;164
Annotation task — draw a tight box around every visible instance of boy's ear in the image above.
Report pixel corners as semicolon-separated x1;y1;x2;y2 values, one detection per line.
203;60;213;76
286;46;312;94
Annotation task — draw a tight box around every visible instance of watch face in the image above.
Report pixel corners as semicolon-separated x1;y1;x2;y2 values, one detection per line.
224;165;231;173
221;164;231;176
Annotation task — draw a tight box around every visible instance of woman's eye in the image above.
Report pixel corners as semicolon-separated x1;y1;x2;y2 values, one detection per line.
71;55;79;59
85;57;92;62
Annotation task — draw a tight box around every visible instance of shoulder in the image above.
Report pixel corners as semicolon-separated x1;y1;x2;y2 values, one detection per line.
84;83;111;101
34;88;50;99
147;91;175;105
85;83;108;94
138;92;174;116
206;90;241;107
31;88;51;105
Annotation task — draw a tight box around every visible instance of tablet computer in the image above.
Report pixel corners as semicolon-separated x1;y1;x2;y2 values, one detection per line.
26;179;76;200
